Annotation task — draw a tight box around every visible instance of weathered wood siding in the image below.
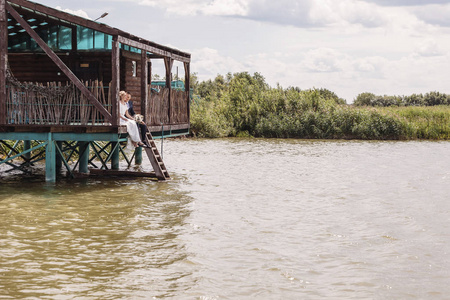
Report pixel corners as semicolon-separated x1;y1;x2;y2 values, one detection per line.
148;85;188;126
8;53;112;83
121;51;142;115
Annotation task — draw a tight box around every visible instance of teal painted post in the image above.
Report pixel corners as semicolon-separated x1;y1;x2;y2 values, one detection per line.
56;141;63;172
45;134;56;182
23;140;31;160
79;142;89;173
135;147;142;165
111;142;119;170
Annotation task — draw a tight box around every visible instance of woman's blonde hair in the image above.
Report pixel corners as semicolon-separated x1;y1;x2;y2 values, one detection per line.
119;90;127;99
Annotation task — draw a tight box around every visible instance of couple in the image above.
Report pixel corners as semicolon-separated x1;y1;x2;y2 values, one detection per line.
119;91;148;148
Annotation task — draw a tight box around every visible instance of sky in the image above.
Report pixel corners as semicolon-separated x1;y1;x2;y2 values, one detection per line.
34;0;450;102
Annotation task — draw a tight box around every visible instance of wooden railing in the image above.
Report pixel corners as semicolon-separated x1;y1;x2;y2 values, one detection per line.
5;79;111;125
148;85;188;126
5;79;189;127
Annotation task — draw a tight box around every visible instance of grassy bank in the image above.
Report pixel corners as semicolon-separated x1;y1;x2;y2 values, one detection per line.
190;72;450;140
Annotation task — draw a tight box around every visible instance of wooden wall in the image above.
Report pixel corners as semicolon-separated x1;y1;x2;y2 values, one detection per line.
8;52;112;84
120;51;142;115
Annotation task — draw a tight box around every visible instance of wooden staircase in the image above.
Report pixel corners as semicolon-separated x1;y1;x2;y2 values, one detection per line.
142;130;170;181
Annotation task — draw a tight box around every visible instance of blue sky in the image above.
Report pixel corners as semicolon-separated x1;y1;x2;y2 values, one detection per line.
34;0;450;102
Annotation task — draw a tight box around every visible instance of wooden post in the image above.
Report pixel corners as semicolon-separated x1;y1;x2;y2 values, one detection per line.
71;25;77;53
78;142;89;173
135;147;142;165
56;141;63;173
148;60;152;123
164;57;173;124
45;134;56;182
140;50;148;121
0;0;7;125
111;36;120;126
184;62;190;124
23;140;31;161
111;142;119;170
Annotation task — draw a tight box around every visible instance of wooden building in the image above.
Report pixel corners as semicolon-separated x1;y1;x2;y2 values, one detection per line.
0;0;191;181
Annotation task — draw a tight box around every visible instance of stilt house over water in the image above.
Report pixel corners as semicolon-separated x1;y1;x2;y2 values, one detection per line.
0;0;191;181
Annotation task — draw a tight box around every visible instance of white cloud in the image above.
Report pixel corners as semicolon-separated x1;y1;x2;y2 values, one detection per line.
55;6;90;19
137;0;248;16
191;48;245;80
302;48;350;73
414;38;444;57
201;0;248;16
189;43;450;102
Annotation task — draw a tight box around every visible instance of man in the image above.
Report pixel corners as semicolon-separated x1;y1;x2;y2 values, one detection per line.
125;93;149;145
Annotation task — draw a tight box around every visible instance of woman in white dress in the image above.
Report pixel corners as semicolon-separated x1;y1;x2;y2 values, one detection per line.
119;91;145;147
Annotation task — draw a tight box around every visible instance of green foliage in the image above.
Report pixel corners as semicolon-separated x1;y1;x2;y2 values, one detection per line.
354;91;450;107
190;72;450;140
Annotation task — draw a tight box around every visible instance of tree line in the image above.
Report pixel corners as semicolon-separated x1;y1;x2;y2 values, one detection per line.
189;72;450;140
354;92;450;107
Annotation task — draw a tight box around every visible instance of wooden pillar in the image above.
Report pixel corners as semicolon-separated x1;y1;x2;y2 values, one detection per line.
71;25;77;53
164;57;173;124
111;142;119;170
111;36;120;126
0;0;7;125
148;60;152;123
184;62;190;123
23;140;31;161
135;147;142;165
78;142;89;173
56;141;63;172
45;134;56;182
140;50;148;121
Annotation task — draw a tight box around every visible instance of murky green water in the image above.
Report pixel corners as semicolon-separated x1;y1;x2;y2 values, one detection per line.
1;139;450;299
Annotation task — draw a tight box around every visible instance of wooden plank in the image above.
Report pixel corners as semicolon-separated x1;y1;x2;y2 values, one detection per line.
6;3;112;122
184;62;191;124
0;124;127;133
87;168;157;179
111;37;120;126
147;123;190;132
164;58;173;124
117;36;190;63
141;51;149;122
0;0;6;125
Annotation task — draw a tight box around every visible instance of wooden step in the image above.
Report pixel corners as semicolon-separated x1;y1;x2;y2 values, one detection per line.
142;130;170;180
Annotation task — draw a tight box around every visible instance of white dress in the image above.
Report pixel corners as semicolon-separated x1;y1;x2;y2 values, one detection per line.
119;102;141;143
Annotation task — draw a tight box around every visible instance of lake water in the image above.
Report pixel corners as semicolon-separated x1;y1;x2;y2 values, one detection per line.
1;138;449;299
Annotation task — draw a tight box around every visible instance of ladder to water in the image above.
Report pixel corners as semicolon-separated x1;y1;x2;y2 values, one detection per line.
142;130;170;181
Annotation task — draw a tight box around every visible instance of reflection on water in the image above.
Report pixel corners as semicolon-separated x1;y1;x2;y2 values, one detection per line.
0;178;194;299
1;138;450;299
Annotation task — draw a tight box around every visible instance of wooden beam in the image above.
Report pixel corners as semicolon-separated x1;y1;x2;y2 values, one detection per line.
7;0;119;35
164;57;173;89
164;57;173;123
184;62;190;123
87;168;158;179
111;36;120;126
0;0;6;125
141;50;148;121
6;2;112;122
117;35;190;63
